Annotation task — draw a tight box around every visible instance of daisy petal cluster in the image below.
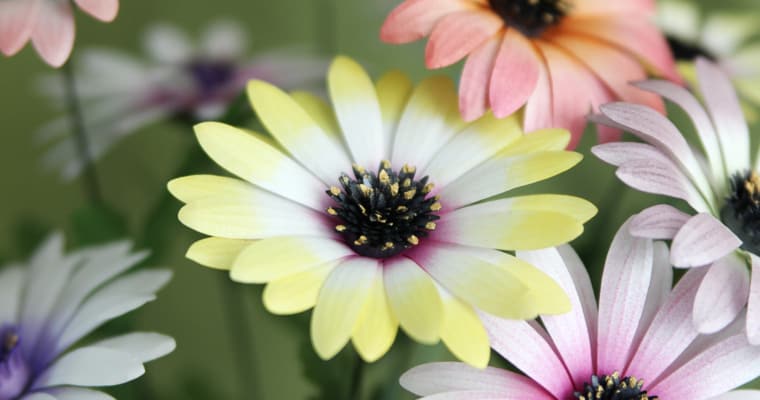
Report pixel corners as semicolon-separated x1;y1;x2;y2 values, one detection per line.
0;233;174;400
0;0;119;67
169;55;596;367
592;58;760;341
380;0;679;146
402;218;760;400
38;20;327;181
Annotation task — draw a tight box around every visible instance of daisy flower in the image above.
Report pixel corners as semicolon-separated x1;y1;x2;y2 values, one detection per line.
658;0;760;119
402;219;760;400
0;233;175;399
380;0;678;147
39;20;327;180
0;0;119;67
592;58;760;340
169;56;596;366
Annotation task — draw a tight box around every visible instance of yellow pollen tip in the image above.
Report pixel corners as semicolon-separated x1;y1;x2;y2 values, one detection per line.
407;235;419;245
4;334;18;350
352;163;365;175
382;242;394;250
359;204;367;215
390;183;399;196
359;184;372;196
402;164;416;174
380;160;392;169
422;183;434;194
327;207;338;215
425;222;436;230
354;235;368;246
329;186;341;196
379;169;390;184
335;225;347;232
403;189;416;200
396;205;408;213
430;202;442;211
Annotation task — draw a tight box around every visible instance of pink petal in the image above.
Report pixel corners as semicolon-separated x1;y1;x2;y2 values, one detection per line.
596;125;622;143
0;0;39;56
459;36;499;121
693;255;750;334
696;58;751;174
561;16;679;83
629;204;691;240
625;268;707;385
670;214;742;268
630;242;673;353
523;53;553;134
651;334;760;399
400;362;552;398
517;247;594;389
425;9;501;69
538;41;612;149
748;254;760;345
74;0;118;22
418;392;535;399
634;79;725;181
596;218;654;376
30;0;75;67
489;29;539;119
592;142;664;167
481;315;574;399
380;0;468;44
572;0;655;16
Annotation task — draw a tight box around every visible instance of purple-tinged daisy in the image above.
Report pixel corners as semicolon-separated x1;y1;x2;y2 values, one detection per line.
0;234;174;399
592;57;760;341
401;219;760;400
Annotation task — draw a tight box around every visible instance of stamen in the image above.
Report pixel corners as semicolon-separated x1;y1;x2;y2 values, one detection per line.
574;372;658;400
488;0;571;37
722;171;760;255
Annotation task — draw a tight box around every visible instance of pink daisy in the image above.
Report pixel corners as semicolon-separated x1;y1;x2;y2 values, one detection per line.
401;218;760;400
380;0;679;147
0;0;119;67
592;58;760;341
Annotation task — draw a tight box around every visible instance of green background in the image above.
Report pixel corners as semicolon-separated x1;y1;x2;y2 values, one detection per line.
0;0;758;399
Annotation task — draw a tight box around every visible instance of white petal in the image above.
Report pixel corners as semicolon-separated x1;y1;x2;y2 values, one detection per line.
693;255;750;334
45;387;115;400
747;254;760;345
629;204;691;239
670;213;742;268
33;347;144;389
0;265;24;323
92;332;175;363
142;23;193;64
200;20;246;59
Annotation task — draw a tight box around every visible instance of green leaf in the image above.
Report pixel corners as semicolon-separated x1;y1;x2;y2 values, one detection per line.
69;203;128;247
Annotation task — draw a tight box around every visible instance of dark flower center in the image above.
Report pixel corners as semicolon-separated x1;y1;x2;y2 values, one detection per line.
488;0;571;37
574;373;658;400
0;329;18;364
186;60;236;95
666;35;716;61
721;171;760;254
326;160;440;258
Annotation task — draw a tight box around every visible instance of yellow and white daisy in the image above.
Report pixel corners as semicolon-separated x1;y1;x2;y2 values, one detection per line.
168;56;596;367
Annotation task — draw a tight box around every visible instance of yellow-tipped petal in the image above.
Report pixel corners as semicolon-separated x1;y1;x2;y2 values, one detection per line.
499;129;571;156
263;261;338;315
192;122;325;209
311;258;379;360
328;55;385;167
439;290;490;369
168;175;251;204
186;237;250;270
290;90;341;139
384;257;443;344
230;237;353;284
352;272;398;362
247;79;350;183
504;195;598;224
376;69;413;153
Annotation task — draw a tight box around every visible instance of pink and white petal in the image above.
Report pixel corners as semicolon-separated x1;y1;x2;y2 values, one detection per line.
32;347;143;389
651;334;760;400
523;54;553;134
459;36;500;121
560;16;679;82
74;0;118;22
31;0;75;68
538;41;612;149
748;254;760;345
425;9;502;69
709;391;760;400
629;204;691;240
670;213;742;268
517;247;594;388
693;255;750;334
180;123;327;209
572;0;655;16
598;102;714;208
696;58;751;174
376;70;413;154
481;315;574;398
310;257;379;360
596;218;654;375
328;56;385;167
557;245;598;351
632;242;673;365
489;29;540;119
400;362;552;398
634;80;726;183
0;0;39;56
591;137;663;167
380;0;470;43
384;257;443;344
247;80;351;184
391;76;464;170
626;268;707;385
408;242;536;320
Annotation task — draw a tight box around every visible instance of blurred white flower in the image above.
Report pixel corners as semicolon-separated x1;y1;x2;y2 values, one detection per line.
38;20;327;180
0;233;174;400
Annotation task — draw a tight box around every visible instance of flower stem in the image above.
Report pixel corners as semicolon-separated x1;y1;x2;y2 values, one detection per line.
348;352;365;400
61;59;103;204
218;275;260;399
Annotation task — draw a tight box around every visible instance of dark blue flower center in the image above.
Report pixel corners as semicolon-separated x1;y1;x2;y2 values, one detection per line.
665;36;716;61
186;60;236;96
488;0;571;37
721;171;760;255
0;325;30;400
574;373;658;400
